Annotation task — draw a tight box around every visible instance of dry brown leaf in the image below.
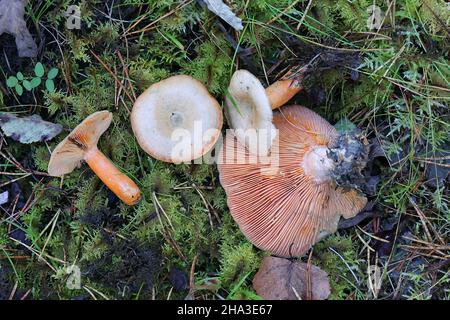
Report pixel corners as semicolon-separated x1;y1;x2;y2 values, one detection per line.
253;256;330;300
0;0;38;57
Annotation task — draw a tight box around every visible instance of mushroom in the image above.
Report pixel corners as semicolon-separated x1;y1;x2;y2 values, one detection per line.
224;69;304;155
225;70;275;156
48;111;142;206
131;75;223;163
218;105;368;257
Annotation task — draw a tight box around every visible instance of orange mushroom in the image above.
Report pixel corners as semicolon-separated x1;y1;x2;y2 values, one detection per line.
266;72;304;110
48;111;142;206
218;105;368;257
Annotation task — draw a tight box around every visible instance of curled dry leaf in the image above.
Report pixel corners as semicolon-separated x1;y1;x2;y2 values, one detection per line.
253;256;330;300
0;0;38;57
0;113;62;144
201;0;243;31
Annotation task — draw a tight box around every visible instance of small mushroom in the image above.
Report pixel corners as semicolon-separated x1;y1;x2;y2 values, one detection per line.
218;105;368;257
48;111;142;206
131;75;223;163
225;70;275;156
224;69;304;155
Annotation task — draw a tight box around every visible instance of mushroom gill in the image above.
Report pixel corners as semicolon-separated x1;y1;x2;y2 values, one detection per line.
218;105;367;258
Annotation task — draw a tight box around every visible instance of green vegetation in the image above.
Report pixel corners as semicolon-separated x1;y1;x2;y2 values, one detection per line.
0;0;448;300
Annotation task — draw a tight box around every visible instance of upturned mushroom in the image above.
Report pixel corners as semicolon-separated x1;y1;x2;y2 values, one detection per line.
48;111;142;206
218;105;369;257
224;69;304;155
131;75;223;163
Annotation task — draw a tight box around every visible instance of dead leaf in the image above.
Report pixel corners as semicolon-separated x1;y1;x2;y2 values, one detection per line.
0;0;38;58
253;256;330;300
0;113;62;144
201;0;243;31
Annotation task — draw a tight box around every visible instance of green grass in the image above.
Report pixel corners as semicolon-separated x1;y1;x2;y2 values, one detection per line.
0;0;449;300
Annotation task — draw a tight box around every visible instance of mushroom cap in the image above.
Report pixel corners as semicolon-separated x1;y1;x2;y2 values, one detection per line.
48;111;112;177
218;105;367;257
131;75;223;163
225;70;276;156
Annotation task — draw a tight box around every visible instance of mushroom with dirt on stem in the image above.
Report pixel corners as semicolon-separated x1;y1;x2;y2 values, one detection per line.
218;105;369;258
131;75;223;164
48;110;142;206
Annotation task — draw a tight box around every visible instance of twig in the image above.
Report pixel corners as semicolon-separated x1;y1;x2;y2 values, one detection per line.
117;51;137;101
90;50;134;112
296;0;313;30
125;0;194;37
188;255;198;296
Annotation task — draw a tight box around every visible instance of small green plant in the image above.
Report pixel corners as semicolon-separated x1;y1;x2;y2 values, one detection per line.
6;62;59;96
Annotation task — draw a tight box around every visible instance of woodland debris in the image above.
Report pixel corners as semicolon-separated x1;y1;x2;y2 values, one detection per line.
0;0;38;57
0;113;62;144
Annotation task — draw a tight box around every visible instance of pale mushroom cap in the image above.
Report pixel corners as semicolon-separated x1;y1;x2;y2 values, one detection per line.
225;70;276;156
131;75;223;163
48;111;112;177
218;105;367;257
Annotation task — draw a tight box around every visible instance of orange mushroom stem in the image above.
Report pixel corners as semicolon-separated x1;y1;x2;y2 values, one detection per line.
266;74;304;110
84;147;141;205
48;111;142;206
266;53;322;109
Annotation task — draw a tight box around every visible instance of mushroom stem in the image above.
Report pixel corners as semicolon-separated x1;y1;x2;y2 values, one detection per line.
266;76;304;110
84;147;141;205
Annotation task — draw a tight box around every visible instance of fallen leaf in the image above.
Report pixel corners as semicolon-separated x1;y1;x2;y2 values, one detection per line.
253;256;330;300
201;0;243;31
0;113;62;144
0;0;38;58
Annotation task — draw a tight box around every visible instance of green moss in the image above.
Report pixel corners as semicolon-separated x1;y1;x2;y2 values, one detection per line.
219;242;260;287
33;146;51;172
312;235;363;300
218;214;262;289
183;40;232;96
128;58;170;91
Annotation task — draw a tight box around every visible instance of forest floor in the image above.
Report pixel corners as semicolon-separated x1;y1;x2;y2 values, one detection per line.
0;0;449;300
